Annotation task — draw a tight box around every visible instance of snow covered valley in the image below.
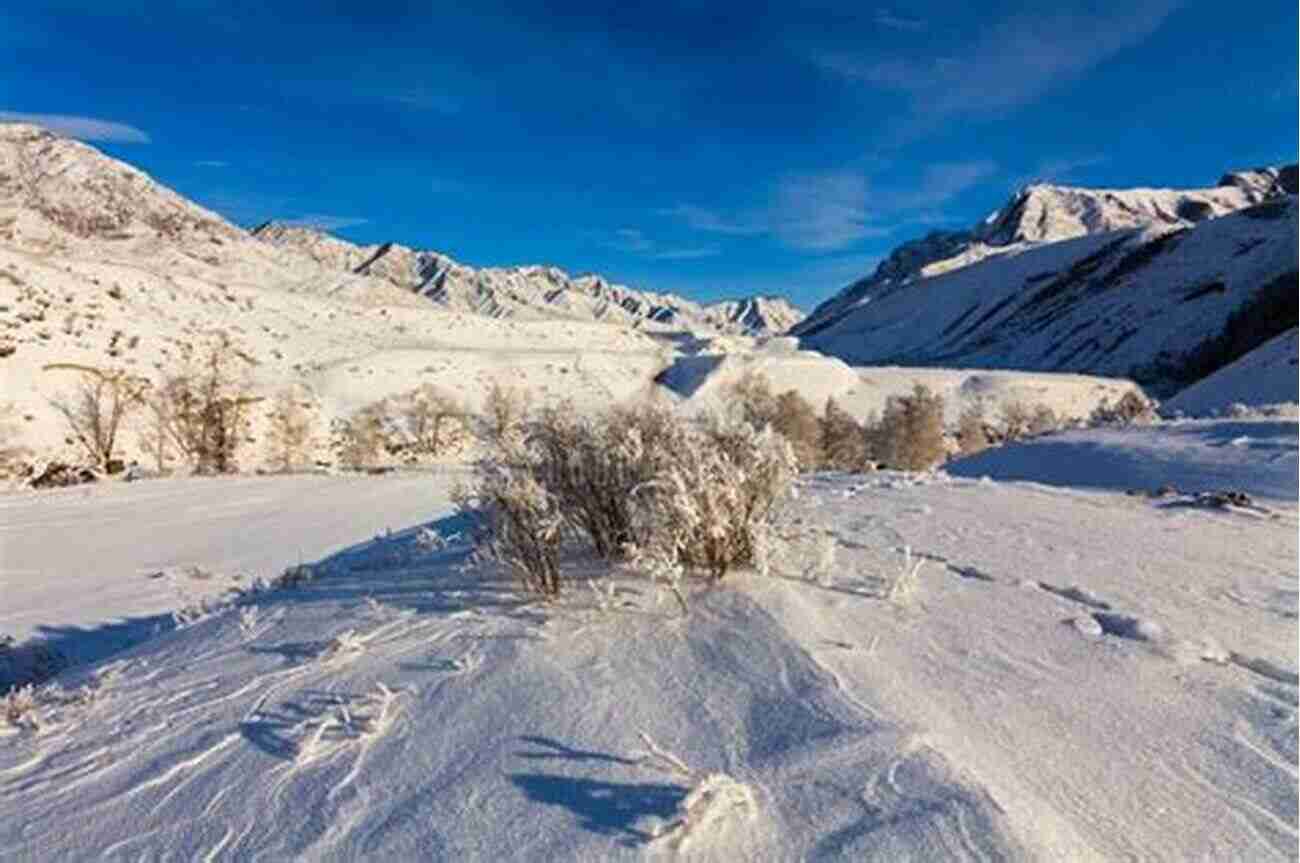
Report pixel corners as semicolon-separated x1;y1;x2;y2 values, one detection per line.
2;419;1296;861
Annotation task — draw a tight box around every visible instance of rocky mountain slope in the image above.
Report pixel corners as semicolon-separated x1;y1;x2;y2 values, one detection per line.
794;168;1298;397
251;221;803;335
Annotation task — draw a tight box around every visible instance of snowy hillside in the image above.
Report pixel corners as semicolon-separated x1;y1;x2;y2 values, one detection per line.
1164;328;1299;416
3;420;1296;860
794;167;1297;339
795;188;1297;399
252;222;803;335
0;122;1139;473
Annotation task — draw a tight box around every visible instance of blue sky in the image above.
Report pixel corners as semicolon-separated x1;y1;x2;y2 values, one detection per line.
2;1;1296;308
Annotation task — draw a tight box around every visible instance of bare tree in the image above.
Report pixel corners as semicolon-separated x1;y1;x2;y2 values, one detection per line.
481;382;531;447
722;369;778;428
819;396;867;471
153;332;260;474
333;403;388;470
399;384;466;458
265;387;314;472
0;402;31;479
139;395;173;475
1028;404;1060;437
771;389;821;471
44;364;149;472
874;384;946;471
1000;400;1032;442
956;401;990;455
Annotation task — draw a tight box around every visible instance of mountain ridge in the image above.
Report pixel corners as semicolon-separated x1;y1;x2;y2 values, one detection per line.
250;220;804;335
794;166;1297;339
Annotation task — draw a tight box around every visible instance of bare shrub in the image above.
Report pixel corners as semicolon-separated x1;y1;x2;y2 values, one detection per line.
956;401;990;455
641;415;797;582
0;402;31;479
873;384;946;471
529;401;682;559
722;369;778;428
265;386;314;472
771;389;821;470
1090;390;1156;426
1000;400;1033;442
139;395;173;474
481;382;531;448
333;403;388;470
460;405;797;598
396;384;466;459
819;397;868;471
1028;404;1060;437
44;365;149;472
154;333;260;474
455;441;564;597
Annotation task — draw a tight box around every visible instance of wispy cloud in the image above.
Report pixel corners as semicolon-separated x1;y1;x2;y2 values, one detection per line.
650;245;721;261
279;214;370;232
605;227;721;260
655;204;766;237
888;159;999;209
193;160;229;168
662;159;997;253
1015;154;1108;186
771;173;889;251
819;3;1179;136
0;111;150;143
874;9;926;32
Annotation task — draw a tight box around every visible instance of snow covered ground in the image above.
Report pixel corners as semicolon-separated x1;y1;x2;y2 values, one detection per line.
949;418;1298;502
1;423;1296;860
1164;328;1299;417
2;418;1300;857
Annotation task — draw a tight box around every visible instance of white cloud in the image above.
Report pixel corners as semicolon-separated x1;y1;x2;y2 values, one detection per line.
605;227;721;260
1017;154;1108;186
193;160;229;168
819;3;1179;135
663;159;998;253
655;204;767;236
650;245;721;261
0;111;150;143
772;172;889;251
888;159;999;209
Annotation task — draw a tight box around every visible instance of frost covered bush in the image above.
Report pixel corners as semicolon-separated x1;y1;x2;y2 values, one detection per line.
393;384;467;458
529;402;683;558
956;401;990;455
264;386;315;472
332;403;389;470
722;371;823;471
819;397;869;471
1000;400;1032;441
870;384;946;471
1090;390;1156;427
456;440;564;597
459;403;797;598
479;381;531;449
629;415;797;583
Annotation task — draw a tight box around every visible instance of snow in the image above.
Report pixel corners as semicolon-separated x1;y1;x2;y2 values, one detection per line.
2;421;1296;860
796;194;1296;395
948;418;1298;501
1164;328;1299;416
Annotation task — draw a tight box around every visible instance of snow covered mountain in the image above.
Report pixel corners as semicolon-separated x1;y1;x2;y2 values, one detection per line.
251;222;803;335
794;168;1298;396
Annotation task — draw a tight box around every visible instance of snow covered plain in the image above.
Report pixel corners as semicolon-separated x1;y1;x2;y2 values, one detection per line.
2;421;1296;860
